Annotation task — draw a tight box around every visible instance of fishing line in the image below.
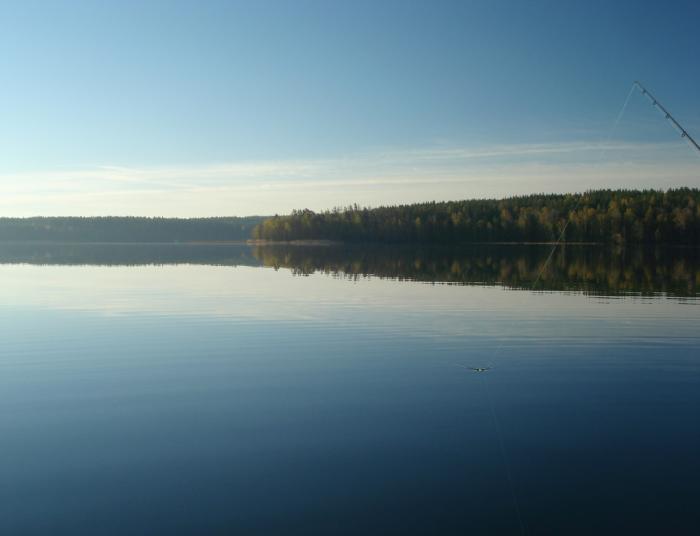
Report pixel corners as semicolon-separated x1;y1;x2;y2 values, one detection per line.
492;81;637;357
600;83;637;160
529;83;637;294
455;83;638;536
456;364;527;534
481;371;526;535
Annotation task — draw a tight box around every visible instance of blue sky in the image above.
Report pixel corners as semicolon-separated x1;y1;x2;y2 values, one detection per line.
0;0;698;216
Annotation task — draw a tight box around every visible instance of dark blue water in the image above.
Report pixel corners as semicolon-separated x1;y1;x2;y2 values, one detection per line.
0;254;698;534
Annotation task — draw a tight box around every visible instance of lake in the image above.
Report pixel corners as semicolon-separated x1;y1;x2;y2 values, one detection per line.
0;244;698;534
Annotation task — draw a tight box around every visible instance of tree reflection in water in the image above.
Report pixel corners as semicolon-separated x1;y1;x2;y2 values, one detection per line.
253;244;699;297
0;242;696;297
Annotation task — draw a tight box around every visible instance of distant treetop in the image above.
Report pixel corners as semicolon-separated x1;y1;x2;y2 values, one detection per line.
252;189;700;245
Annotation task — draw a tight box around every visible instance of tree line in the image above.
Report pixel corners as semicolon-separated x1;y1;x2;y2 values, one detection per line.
0;216;264;242
252;188;700;245
0;242;261;266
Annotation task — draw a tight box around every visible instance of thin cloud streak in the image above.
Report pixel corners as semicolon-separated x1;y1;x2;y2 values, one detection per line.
0;141;697;216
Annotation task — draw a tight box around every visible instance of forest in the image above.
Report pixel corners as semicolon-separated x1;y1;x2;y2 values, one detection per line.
252;188;700;245
0;216;264;242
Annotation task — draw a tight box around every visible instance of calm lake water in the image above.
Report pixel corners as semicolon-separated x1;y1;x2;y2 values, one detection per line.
1;244;698;534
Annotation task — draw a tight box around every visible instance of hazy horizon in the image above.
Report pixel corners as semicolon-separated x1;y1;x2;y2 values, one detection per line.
2;178;700;220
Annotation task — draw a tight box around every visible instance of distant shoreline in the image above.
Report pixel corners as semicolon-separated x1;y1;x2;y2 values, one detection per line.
2;188;699;247
252;188;700;246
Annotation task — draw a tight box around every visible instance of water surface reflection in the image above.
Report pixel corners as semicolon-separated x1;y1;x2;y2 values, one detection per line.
254;244;699;296
0;244;698;534
1;242;697;296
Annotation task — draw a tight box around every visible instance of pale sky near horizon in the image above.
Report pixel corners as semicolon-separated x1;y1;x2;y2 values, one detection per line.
1;0;698;217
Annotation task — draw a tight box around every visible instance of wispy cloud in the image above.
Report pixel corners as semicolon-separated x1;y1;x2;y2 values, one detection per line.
0;141;697;216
